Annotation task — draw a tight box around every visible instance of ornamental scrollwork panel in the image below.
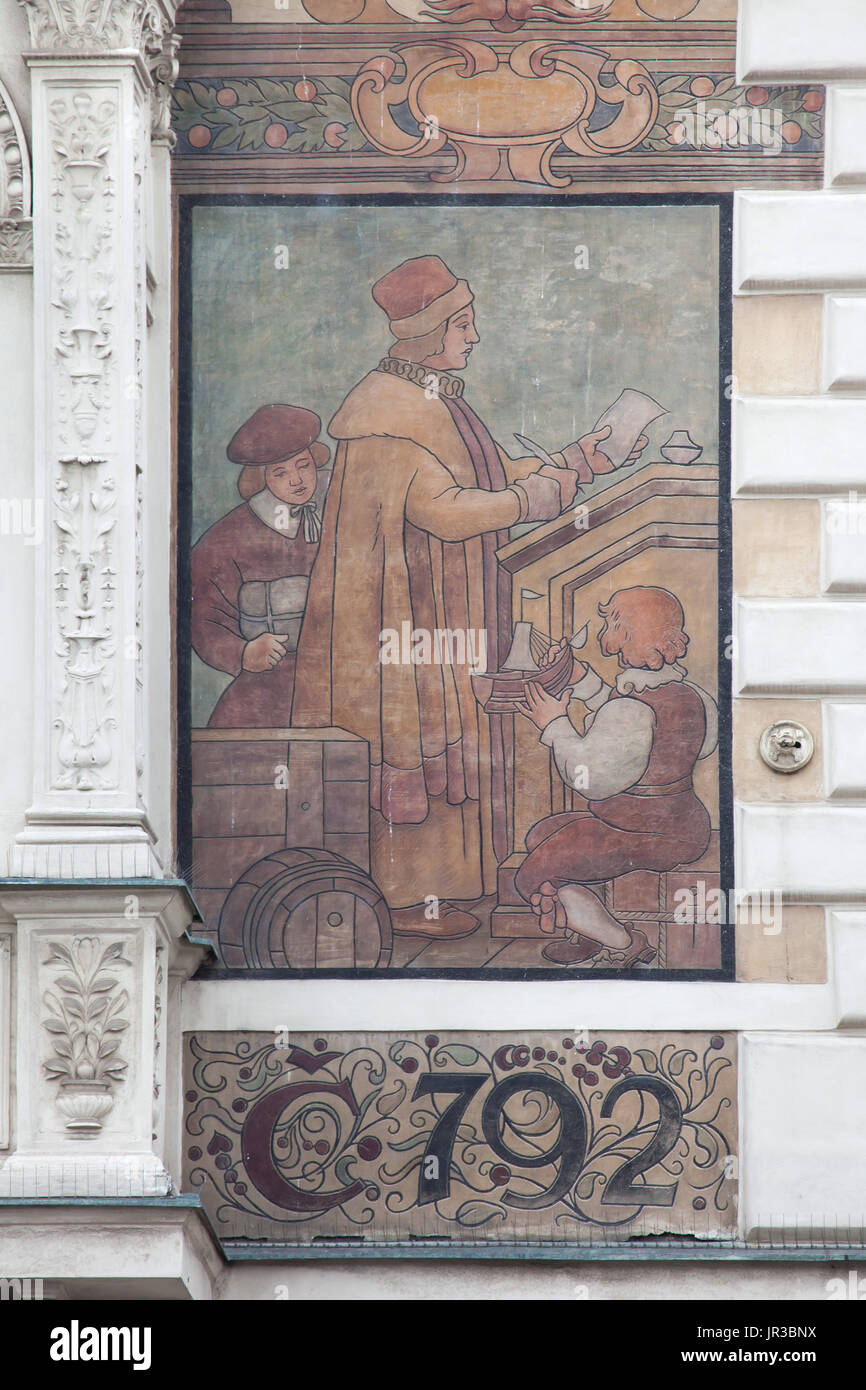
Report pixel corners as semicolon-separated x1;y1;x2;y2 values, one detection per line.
184;1031;737;1242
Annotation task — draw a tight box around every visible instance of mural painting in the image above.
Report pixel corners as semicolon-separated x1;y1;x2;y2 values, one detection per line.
181;198;730;974
183;1030;738;1243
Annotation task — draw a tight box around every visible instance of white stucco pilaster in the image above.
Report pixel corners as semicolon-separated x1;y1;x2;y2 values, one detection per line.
8;0;178;880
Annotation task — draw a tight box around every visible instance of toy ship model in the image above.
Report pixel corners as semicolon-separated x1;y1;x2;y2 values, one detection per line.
474;621;575;715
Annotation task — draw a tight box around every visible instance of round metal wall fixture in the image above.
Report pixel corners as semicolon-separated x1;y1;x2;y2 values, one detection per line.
759;720;814;774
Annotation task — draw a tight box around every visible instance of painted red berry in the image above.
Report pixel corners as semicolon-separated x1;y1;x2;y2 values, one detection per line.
315;1140;329;1156
188;125;211;148
585;1072;598;1086
294;79;317;102
425;1035;439;1049
187;1146;202;1161
323;122;347;149
532;1047;545;1060
490;1165;511;1186
401;1058;418;1073
216;87;238;107
357;1136;382;1161
314;1038;328;1051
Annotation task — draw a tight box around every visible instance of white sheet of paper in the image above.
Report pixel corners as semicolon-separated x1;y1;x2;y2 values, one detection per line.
592;389;667;468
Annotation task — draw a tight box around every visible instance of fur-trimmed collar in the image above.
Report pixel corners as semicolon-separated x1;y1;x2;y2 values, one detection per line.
327;367;478;490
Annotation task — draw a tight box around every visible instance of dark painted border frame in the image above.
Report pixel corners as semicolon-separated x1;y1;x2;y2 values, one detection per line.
177;191;734;983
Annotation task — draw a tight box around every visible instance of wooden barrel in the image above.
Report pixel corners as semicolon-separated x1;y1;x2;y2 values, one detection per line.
218;847;392;969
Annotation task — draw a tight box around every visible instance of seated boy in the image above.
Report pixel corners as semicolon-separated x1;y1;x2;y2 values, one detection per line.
515;586;717;967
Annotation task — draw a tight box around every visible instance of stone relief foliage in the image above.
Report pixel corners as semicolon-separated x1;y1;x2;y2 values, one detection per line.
43;937;131;1136
43;938;131;1086
17;0;169;54
46;87;123;791
53;466;118;791
184;1032;736;1241
51;92;116;445
0;78;32;269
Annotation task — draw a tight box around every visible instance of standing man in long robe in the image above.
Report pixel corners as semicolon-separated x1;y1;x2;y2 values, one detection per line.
291;254;632;938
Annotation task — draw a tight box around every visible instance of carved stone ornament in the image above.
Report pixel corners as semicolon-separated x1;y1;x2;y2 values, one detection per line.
42;936;131;1138
149;29;181;146
53;466;119;790
45;86;122;790
0;79;32;270
352;41;659;187
18;0;170;55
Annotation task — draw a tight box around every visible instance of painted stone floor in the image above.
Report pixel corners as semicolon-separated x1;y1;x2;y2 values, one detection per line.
389;895;657;970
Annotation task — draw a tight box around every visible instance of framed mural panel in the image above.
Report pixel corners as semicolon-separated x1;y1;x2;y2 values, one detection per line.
178;192;733;978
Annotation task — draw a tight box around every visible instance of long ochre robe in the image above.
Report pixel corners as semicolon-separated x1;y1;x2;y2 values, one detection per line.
291;364;560;909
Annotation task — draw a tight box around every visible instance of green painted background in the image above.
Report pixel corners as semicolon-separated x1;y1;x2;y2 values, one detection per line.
188;201;720;723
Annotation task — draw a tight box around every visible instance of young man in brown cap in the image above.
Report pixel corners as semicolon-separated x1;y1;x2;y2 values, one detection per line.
191;404;329;729
292;255;643;939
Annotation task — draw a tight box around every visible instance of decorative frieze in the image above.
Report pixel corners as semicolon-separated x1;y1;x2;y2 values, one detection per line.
184;1030;738;1243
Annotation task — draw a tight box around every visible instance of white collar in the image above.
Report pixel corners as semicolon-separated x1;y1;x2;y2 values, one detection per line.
247;487;300;537
247;472;330;537
615;662;687;694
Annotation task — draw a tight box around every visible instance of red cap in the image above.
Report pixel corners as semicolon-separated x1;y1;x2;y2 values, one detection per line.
371;256;472;339
226;404;327;467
